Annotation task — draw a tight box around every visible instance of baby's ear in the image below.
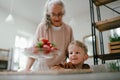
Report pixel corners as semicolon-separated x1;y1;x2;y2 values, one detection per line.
84;54;89;61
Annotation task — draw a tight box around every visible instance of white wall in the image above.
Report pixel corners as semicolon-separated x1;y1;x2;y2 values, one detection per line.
0;8;37;49
69;12;91;41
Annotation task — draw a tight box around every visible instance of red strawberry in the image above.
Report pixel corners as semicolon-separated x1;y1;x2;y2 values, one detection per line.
43;44;50;49
42;39;49;44
43;44;51;54
51;47;58;51
44;50;50;54
46;42;50;46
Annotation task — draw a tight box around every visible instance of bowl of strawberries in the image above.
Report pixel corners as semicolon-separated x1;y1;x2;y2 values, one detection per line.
25;38;61;71
25;38;61;59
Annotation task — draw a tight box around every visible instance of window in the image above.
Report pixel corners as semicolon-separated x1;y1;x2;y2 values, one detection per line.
12;35;32;71
110;6;120;38
111;28;120;37
83;35;99;57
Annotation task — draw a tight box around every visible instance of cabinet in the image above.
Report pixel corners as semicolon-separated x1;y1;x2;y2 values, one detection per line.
0;48;11;70
89;0;120;65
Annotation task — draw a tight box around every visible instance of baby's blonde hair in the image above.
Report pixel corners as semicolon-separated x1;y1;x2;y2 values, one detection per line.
68;40;88;54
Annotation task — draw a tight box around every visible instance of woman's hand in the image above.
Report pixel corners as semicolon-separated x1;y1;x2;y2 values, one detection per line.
18;68;31;72
32;45;39;54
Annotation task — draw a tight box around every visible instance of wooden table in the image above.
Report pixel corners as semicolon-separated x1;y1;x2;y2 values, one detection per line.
0;70;120;80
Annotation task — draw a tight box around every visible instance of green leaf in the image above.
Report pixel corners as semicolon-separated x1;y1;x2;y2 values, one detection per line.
36;42;43;48
109;36;120;42
51;43;56;47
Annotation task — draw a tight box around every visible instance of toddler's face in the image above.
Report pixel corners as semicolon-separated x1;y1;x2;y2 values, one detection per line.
68;44;85;65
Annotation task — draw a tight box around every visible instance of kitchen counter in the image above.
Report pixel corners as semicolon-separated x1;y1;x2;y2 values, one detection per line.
0;69;120;80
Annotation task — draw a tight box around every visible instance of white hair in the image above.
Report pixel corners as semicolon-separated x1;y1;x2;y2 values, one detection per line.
42;0;65;28
45;0;65;15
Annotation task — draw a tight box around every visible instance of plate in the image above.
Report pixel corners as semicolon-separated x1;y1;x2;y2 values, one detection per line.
24;48;61;59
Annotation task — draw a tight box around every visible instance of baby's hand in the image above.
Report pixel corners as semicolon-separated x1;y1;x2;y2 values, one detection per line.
51;66;64;70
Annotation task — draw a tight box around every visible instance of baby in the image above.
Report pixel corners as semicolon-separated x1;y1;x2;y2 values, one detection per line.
51;40;90;69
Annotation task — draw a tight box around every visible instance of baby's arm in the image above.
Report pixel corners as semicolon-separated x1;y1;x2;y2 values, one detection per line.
51;63;66;70
51;65;64;70
51;62;76;70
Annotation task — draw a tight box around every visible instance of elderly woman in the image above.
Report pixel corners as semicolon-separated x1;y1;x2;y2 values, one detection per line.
25;0;74;71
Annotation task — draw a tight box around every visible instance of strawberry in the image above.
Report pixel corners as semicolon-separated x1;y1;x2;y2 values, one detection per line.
42;44;51;54
51;47;58;51
43;44;50;49
42;38;49;44
34;38;58;55
46;42;50;46
44;49;51;54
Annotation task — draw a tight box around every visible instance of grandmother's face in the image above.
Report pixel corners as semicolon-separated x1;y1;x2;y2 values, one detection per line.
49;4;64;27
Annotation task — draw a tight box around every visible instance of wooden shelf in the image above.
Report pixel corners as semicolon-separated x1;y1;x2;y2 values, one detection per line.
98;53;120;60
0;57;9;61
93;0;118;6
95;16;120;31
0;49;9;52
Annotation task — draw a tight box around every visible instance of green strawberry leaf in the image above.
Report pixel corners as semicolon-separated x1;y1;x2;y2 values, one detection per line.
51;43;56;47
37;42;43;48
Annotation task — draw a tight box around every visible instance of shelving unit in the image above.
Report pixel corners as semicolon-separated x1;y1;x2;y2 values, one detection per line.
89;0;120;65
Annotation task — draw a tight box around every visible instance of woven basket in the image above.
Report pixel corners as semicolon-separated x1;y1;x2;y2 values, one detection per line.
108;41;120;53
